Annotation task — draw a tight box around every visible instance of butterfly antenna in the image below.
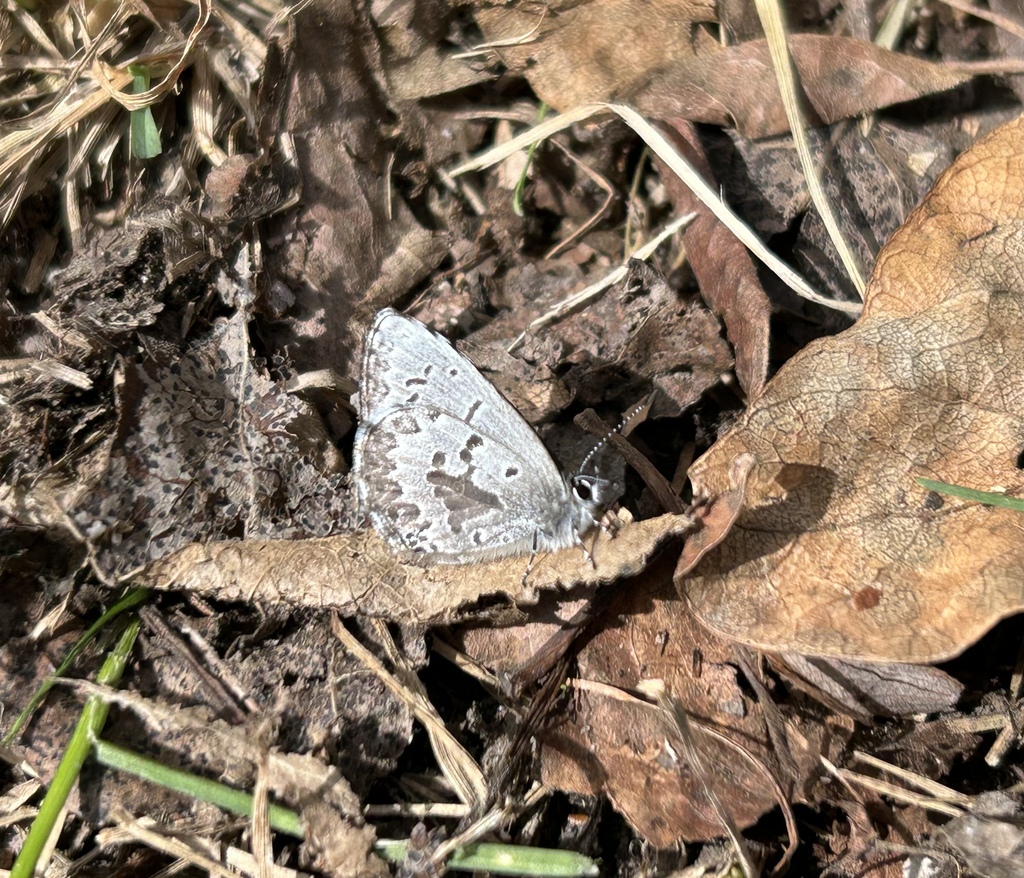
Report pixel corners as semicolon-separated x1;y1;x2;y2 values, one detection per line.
578;395;653;476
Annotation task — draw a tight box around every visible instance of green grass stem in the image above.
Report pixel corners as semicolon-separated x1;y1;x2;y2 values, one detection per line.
11;617;141;878
916;478;1024;512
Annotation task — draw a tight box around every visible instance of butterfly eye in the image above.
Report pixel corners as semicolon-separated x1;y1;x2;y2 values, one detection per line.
572;476;594;502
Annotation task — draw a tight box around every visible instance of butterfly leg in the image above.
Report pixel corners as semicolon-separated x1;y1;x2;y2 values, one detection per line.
575;531;596;568
521;531;541;585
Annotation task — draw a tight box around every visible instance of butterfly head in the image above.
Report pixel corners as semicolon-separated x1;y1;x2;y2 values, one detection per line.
564;398;650;538
567;471;623;536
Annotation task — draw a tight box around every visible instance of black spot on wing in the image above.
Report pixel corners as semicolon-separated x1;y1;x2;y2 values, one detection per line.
425;464;503;524
460;434;484;463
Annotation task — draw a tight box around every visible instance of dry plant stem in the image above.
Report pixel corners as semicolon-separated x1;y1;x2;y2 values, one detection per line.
851;749;970;803
64;174;83;250
330;614;488;811
178;618;262;713
836;770;965;818
139;606;248;723
427;786;548;873
430;638;508;698
834;752;982;819
589;677;797;876
731;654;800;875
850;752;973;807
941;0;1024;40
544;140;615;259
364;803;470;819
507;211;695;352
653;686;760;878
438;166;487;216
753;0;867;297
985;702;1024;768
100;810;252;878
451;103;859;316
191;53;228;166
452;12;546;59
696;723;797;878
252;752;273;878
943;58;1024;74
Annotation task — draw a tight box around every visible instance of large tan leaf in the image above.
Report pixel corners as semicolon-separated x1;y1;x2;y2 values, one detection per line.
679;115;1024;663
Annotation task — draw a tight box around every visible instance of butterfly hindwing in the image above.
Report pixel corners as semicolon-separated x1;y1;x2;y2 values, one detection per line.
355;404;574;561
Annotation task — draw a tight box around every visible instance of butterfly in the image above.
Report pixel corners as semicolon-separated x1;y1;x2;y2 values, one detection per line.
352;309;620;563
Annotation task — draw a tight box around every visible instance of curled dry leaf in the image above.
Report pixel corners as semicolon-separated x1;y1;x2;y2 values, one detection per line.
654;121;771;402
770;654;964;719
140;513;694;624
679;115;1024;663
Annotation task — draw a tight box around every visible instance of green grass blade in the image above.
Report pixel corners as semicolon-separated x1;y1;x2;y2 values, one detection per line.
92;738;306;838
94;740;599;876
128;65;162;159
512;102;550;217
376;839;599;877
916;478;1024;512
11;617;141;878
2;587;150;747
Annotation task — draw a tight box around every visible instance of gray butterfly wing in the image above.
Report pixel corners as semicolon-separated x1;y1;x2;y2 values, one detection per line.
356;405;576;561
358;309;536;431
353;309;580;561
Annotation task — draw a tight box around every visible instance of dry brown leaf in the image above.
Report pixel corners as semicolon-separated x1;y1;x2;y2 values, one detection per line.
641;31;971;139
655;121;771;401
770;654;964;719
139;513;694;624
269;1;430;376
476;2;970;138
459;551;848;846
679;114;1024;663
677;453;754;577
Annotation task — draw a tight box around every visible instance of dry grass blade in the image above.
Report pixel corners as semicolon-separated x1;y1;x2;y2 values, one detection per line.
451;103;861;316
821;754;972;819
754;0;867;297
97;810;300;878
331;615;488;812
941;0;1024;41
89;0;213;112
0;0;277;231
639;681;760;878
508;212;695;352
0;68;132;227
